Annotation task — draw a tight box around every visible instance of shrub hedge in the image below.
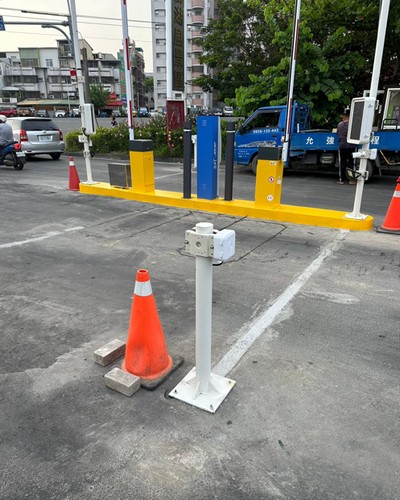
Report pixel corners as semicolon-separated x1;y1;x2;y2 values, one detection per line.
65;116;231;158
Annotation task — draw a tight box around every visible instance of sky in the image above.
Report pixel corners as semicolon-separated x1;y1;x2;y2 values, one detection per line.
0;0;153;71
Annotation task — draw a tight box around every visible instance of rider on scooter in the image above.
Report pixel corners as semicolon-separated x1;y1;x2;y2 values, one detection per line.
0;115;14;150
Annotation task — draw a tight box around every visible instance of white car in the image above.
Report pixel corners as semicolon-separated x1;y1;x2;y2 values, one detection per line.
223;106;234;117
54;110;66;117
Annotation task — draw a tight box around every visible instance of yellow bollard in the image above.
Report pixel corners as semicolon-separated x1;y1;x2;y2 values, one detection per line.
254;147;284;207
129;140;155;193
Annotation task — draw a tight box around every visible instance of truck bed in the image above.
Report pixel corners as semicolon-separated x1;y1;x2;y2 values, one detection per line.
290;130;339;151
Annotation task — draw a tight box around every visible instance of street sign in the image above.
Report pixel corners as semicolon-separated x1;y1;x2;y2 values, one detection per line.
0;16;5;31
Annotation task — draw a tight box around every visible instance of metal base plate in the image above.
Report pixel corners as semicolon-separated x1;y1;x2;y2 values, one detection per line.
169;367;236;413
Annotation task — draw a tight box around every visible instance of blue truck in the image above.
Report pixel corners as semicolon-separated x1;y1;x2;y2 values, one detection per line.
234;90;400;179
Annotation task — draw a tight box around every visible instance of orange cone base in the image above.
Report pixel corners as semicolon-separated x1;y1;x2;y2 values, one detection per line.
376;226;400;235
122;355;184;391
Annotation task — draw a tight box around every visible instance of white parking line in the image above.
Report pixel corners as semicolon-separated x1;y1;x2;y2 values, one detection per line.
213;230;349;377
0;226;84;249
155;172;182;180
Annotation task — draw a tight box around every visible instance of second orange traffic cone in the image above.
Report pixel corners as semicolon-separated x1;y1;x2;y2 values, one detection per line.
68;156;80;191
122;269;174;387
377;177;400;235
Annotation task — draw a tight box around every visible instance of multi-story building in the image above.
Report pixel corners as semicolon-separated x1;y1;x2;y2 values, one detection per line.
151;0;217;114
0;39;146;115
117;42;146;110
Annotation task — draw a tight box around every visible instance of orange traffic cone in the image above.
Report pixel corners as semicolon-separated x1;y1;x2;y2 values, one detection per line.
68;156;80;191
377;177;400;235
122;269;175;388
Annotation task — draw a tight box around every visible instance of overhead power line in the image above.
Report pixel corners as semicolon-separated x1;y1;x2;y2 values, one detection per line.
1;7;156;24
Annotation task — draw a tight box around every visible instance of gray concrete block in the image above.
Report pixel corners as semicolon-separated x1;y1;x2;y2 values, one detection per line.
93;339;126;366
104;367;141;397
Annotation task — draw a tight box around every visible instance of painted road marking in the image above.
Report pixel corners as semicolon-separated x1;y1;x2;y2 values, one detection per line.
0;226;84;249
213;230;349;377
155;172;182;180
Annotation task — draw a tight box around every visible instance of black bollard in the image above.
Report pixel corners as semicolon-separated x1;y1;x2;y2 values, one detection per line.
224;121;235;201
183;121;192;199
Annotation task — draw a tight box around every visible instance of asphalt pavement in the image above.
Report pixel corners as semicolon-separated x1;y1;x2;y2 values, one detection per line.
0;155;399;499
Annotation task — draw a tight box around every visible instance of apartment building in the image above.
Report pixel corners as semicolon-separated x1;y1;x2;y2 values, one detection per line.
151;0;217;113
0;39;146;114
117;42;146;110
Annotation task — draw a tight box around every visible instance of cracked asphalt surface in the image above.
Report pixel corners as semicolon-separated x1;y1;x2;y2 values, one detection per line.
0;157;399;499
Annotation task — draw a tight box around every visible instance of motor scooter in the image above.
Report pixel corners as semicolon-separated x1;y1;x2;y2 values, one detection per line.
0;141;26;170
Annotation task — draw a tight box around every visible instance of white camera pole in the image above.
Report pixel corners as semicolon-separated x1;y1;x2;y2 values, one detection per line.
347;0;391;219
68;0;94;184
170;222;236;413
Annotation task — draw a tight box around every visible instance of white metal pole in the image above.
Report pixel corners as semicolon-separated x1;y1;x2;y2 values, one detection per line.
347;0;391;219
166;0;173;100
183;0;188;118
195;222;213;394
282;0;301;163
121;0;134;141
68;0;94;184
203;0;209;110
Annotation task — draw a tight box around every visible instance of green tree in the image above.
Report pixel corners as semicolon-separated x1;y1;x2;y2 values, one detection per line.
144;76;154;92
236;0;400;125
199;0;400;125
90;85;110;115
194;0;274;102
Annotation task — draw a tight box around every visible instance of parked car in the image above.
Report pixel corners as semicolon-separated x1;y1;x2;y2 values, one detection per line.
0;105;18;117
138;107;149;117
36;109;49;117
17;107;35;117
7;117;65;160
223;106;234;117
149;110;160;118
112;110;121;117
213;108;223;116
54;110;66;117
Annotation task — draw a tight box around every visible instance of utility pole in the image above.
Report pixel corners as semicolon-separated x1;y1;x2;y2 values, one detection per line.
68;0;94;183
17;6;94;181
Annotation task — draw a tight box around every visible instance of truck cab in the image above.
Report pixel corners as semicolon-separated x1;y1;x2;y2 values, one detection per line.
235;103;311;172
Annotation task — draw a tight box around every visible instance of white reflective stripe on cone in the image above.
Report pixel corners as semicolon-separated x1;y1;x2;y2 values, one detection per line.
134;281;152;297
393;191;400;198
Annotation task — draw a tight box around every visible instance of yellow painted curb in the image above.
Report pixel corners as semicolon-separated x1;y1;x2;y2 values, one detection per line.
79;182;374;231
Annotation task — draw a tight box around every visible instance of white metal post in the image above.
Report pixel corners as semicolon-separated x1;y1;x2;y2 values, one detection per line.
121;0;134;141
195;222;213;394
282;0;301;163
170;222;236;413
166;0;173;100
68;0;94;184
183;0;188;118
347;0;391;219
